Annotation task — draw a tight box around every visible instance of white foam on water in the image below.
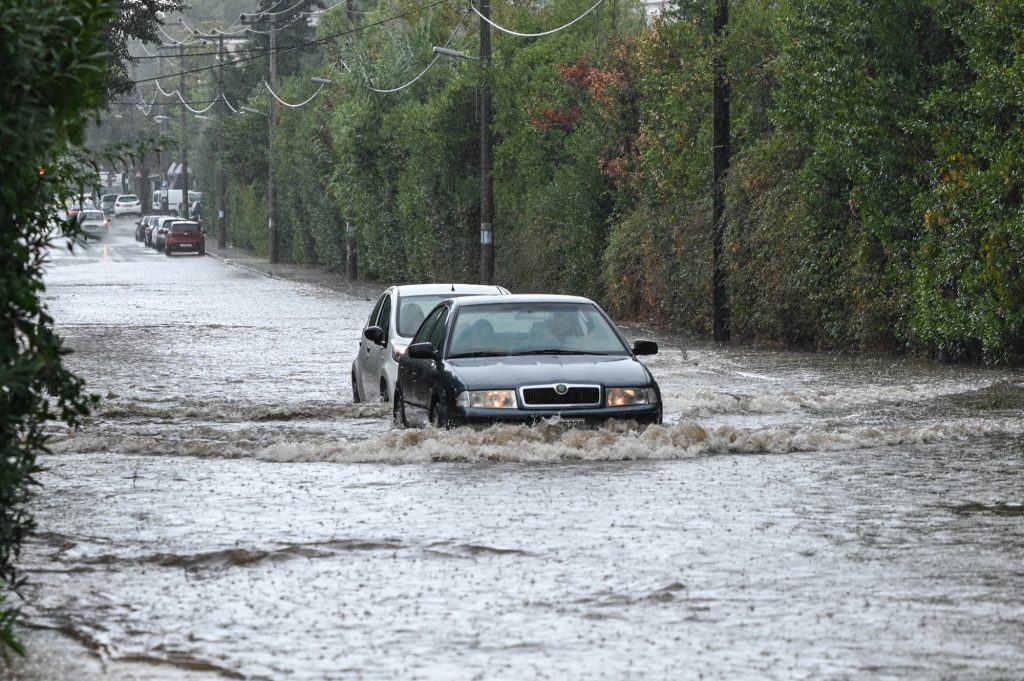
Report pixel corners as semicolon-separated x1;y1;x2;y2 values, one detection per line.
49;416;1024;464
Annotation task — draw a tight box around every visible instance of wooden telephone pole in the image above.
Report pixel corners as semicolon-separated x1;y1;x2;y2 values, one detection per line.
712;0;730;342
179;43;190;218
240;10;280;264
479;0;494;285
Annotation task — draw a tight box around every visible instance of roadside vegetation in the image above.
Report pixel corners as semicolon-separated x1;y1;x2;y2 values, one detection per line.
1;0;180;658
180;0;1024;364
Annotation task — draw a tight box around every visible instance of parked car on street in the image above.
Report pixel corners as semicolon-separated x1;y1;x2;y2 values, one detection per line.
152;216;177;251
392;294;661;429
114;194;142;216
143;215;162;246
164;221;205;256
78;209;107;240
135;215;150;242
101;193;118;216
353;283;509;404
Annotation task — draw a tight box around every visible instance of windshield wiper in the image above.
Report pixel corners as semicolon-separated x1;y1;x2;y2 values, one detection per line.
511;349;596;356
447;351;509;358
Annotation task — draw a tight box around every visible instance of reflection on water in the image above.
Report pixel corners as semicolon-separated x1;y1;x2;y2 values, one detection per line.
15;223;1024;680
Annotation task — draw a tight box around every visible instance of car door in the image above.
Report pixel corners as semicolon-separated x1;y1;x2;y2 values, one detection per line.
363;293;392;400
407;305;449;409
358;293;387;400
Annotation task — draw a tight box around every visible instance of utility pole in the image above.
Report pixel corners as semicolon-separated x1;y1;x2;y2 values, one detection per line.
479;0;494;285
268;12;279;263
179;42;190;219
217;33;227;248
342;0;357;280
241;10;280;264
712;0;730;342
158;47;169;215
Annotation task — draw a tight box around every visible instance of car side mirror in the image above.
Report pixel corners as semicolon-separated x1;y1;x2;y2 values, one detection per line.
632;339;658;356
363;326;384;345
407;342;436;360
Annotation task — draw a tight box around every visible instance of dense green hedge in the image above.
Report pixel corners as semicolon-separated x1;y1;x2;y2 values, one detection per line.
203;0;1024;363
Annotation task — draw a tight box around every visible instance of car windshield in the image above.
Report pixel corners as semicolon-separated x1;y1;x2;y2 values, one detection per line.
447;302;628;358
119;195;137;202
170;223;199;234
80;210;104;221
398;294;488;337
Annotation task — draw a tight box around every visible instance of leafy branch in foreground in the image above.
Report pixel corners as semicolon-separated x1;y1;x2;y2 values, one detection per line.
0;0;114;658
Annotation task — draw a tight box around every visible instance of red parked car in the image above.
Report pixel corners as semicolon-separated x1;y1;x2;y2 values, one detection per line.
164;220;205;256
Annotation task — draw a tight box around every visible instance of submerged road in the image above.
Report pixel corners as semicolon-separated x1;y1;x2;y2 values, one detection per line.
4;216;1023;680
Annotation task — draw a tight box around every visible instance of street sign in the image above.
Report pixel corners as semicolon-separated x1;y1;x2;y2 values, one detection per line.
161;180;169;190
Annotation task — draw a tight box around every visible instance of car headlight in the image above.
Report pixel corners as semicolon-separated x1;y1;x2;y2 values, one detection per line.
606;387;657;407
456;390;518;409
392;343;408;362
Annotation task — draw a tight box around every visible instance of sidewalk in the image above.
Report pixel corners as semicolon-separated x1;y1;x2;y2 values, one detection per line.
204;241;382;301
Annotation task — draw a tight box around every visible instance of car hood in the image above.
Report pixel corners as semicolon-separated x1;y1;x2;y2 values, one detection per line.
446;355;653;389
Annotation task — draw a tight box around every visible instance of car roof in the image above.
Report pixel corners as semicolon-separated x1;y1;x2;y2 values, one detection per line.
393;284;508;296
450;293;596;308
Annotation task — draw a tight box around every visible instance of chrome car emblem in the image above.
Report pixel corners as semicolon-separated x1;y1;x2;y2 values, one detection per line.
555;384;568;395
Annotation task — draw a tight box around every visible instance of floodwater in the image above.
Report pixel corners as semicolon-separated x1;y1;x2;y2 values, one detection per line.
5;217;1024;680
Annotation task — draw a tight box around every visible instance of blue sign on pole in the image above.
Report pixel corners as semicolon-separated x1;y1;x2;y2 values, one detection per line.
161;180;169;190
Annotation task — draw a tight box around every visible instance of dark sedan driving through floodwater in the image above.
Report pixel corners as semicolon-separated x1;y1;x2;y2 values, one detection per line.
393;294;661;428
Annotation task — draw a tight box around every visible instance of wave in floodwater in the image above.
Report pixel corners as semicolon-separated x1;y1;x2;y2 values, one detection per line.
667;378;1024;417
49;412;1024;463
90;399;390;423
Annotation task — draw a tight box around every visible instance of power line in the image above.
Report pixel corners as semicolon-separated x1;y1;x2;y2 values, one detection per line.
130;0;456;85
364;9;467;94
469;0;605;38
264;79;325;107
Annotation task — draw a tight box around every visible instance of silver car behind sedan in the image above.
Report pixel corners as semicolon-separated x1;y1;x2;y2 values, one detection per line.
352;283;509;403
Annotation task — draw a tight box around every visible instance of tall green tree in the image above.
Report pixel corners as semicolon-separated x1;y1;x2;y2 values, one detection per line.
0;0;112;656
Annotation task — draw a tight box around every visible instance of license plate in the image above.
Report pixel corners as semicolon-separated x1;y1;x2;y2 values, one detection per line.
179;244;194;249
559;418;585;428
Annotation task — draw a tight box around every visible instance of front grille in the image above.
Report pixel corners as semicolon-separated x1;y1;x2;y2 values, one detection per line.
521;385;601;407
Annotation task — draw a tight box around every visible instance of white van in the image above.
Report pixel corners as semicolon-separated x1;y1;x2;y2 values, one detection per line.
152;189;203;216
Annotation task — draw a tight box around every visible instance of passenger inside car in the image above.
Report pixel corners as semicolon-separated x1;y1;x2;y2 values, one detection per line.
532;313;585;347
403;305;426;336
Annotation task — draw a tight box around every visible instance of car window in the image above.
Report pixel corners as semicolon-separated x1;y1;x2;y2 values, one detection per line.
448;302;628;357
413;306;446;345
81;211;103;221
367;294;386;329
377;295;392;340
119;195;138;202
426;308;449;350
397;295;448;337
170;223;199;234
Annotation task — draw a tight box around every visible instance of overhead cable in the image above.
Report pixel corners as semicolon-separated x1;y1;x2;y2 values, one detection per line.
130;0;457;85
365;8;467;94
176;17;249;38
157;24;206;46
469;0;605;38
263;79;325;107
219;92;241;114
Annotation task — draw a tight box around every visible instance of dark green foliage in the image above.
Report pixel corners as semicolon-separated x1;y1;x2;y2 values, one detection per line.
205;0;1024;363
1;0;112;656
105;0;186;97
